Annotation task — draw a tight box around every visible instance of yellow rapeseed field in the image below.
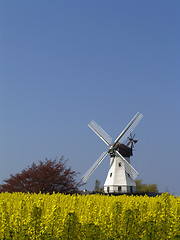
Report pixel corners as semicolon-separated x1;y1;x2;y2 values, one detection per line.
0;192;180;239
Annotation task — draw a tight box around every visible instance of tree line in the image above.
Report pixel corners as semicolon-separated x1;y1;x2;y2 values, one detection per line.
93;179;158;193
0;157;158;194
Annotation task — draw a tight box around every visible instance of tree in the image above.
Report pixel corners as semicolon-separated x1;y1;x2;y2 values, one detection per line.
0;157;81;194
94;180;101;192
135;179;158;193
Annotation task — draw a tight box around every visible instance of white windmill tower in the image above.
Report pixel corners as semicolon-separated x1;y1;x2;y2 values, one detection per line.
81;112;143;194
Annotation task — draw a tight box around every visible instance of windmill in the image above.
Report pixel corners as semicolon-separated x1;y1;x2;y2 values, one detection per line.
81;112;143;193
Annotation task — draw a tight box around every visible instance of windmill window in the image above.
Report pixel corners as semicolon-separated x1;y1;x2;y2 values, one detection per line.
119;162;121;167
110;173;112;177
118;186;121;192
107;187;109;193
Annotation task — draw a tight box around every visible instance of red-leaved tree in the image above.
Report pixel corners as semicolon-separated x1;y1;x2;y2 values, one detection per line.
0;157;81;194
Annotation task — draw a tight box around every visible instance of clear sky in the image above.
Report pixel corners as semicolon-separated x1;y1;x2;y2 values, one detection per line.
1;1;180;195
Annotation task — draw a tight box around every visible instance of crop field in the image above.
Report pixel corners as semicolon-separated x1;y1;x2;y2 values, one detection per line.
0;192;180;239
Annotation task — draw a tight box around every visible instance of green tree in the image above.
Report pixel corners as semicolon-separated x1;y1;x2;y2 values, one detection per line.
94;180;101;192
135;179;158;193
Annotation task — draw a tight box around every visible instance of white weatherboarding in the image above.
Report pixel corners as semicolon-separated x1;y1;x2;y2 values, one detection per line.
81;112;143;193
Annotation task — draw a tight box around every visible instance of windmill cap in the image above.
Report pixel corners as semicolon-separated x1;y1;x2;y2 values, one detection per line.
114;143;133;157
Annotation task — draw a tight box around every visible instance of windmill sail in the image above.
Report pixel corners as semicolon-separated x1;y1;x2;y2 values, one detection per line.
115;150;138;180
81;151;108;182
88;120;112;146
112;112;143;146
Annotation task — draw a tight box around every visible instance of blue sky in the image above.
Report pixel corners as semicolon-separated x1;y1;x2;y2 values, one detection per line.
1;1;180;195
